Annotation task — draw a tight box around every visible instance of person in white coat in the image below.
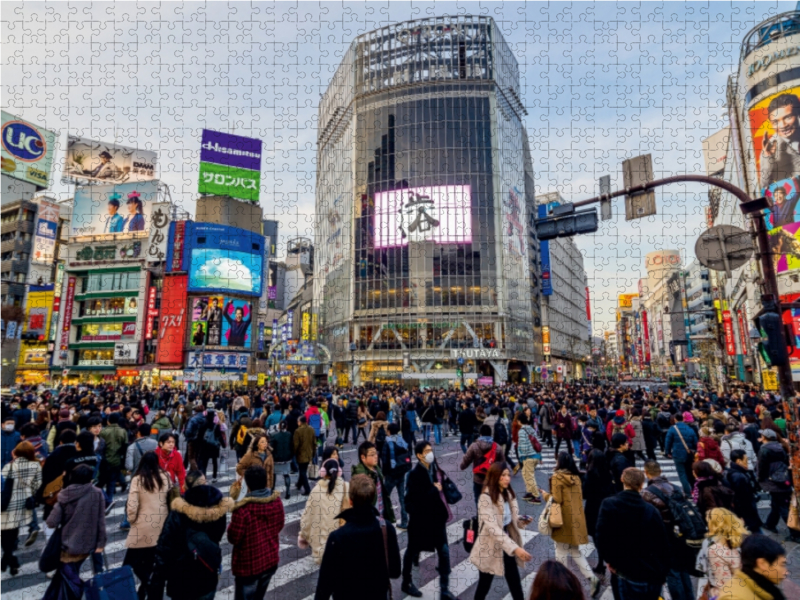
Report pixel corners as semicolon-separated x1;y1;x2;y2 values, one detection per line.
1;442;42;576
720;423;757;470
299;458;350;564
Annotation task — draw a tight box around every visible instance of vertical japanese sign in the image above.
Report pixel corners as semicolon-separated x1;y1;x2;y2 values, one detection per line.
169;221;186;272
198;129;262;203
59;277;76;351
642;309;651;364
271;319;278;347
737;310;749;356
723;310;736;356
156;275;188;364
538;205;553;296
145;286;157;340
32;200;59;264
258;322;265;352
147;202;171;263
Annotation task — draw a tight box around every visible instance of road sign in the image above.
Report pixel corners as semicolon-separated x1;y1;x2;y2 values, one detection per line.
622;154;656;220
694;225;754;276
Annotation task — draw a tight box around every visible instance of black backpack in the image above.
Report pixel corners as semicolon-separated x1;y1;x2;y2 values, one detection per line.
648;486;707;548
493;420;509;446
375;425;387;446
388;441;412;475
184;527;222;575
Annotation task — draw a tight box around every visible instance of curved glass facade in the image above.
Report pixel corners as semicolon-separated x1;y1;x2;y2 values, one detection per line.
314;16;540;386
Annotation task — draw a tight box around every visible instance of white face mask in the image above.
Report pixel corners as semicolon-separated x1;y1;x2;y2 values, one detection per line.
424;450;434;465
3;424;14;432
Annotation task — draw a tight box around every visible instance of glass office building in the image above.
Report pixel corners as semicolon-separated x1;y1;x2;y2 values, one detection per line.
314;16;540;386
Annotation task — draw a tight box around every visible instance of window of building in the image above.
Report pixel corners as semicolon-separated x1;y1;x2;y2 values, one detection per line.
77;349;114;366
81;271;141;293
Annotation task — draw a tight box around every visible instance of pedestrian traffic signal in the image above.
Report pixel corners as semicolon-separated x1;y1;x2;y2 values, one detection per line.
757;310;789;368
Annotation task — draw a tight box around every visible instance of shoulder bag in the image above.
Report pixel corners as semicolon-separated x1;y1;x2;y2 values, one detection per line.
1;462;15;512
538;497;554;536
39;509;64;573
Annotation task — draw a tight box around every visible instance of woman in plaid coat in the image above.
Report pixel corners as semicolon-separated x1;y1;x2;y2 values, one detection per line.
1;441;42;575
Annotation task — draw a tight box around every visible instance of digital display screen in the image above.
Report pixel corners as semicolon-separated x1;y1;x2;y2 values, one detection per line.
188;248;263;296
373;184;472;248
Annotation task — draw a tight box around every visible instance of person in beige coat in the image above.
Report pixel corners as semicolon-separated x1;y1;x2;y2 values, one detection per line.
298;459;350;564
469;462;532;600
542;452;600;596
236;434;275;492
123;451;171;598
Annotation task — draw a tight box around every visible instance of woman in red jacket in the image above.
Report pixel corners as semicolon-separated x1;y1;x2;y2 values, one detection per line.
155;432;186;492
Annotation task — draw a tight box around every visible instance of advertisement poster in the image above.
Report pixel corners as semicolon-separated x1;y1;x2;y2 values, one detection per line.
156;275;188;364
63;136;157;184
373;185;472;248
71;180;158;238
189;296;224;346
198;129;261;203
723;310;736;356
750;86;800;273
502;186;526;257
59;277;76;351
32;200;59;264
1;111;57;188
184;223;264;296
221;299;253;348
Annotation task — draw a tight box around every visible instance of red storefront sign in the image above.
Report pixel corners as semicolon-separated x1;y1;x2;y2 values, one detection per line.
171;221;186;272
737;310;748;356
156;275;188;364
585;287;591;321
53;296;61;312
723;310;736;356
122;322;136;336
59;277;76;351
642;310;651;364
145;286;157;340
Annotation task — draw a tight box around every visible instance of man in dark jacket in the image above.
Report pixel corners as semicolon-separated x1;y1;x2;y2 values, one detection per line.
596;467;669;600
227;466;285;600
98;412;128;502
293;416;316;496
457;401;478;453
352;441;395;523
554;404;575;456
343;398;359;444
149;482;234;600
270;420;294;499
664;413;698;495
607;433;632;493
401;441;455;599
460;425;505;505
757;429;793;537
726;449;763;534
641;461;693;600
315;474;401;600
182;404;206;470
1;415;21;467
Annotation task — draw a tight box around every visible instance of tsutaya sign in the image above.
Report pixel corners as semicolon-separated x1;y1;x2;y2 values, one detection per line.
450;348;503;359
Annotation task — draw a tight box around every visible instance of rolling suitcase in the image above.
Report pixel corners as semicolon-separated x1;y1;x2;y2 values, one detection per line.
84;564;137;600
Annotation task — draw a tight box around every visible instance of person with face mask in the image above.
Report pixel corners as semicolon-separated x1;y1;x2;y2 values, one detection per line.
1;416;21;468
401;441;456;599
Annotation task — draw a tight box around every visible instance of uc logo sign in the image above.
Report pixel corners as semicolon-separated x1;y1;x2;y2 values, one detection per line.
2;120;46;162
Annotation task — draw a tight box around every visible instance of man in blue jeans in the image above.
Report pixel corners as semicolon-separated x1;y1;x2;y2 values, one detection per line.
664;412;698;495
381;423;410;529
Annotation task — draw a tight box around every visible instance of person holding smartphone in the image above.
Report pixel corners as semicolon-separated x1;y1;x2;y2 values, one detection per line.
469;462;532;600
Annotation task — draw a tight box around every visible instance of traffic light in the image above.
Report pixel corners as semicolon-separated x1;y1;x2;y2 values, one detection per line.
534;204;599;241
758;309;789;368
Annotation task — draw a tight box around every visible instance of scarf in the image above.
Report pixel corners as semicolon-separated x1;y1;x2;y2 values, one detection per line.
478;436;493;444
692;476;713;504
742;567;786;600
247;487;273;498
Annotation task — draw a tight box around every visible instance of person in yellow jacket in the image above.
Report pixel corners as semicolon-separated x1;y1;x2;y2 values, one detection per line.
717;535;787;600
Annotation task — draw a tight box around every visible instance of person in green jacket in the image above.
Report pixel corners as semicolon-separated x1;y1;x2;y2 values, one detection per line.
351;441;395;523
150;409;174;440
99;412;129;504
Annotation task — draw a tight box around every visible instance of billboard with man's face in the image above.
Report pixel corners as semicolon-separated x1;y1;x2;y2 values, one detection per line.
63;136;157;184
751;86;800;274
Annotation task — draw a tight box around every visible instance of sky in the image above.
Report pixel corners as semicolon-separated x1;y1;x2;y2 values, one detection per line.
2;0;797;334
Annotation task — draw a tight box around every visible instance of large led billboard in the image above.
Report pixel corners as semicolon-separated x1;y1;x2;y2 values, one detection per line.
189;296;255;349
177;222;264;297
71;180;158;238
373;184;472;248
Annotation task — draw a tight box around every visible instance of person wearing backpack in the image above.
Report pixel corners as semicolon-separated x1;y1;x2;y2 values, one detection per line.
98;412;128;503
368;411;390;459
596;467;670;600
725;449;763;534
757;428;794;538
182;404;206;470
516;413;543;504
382;423;411;530
642;460;697;600
198;407;225;482
460;424;506;507
665;412;699;495
148;477;234;600
493;411;515;471
721;423;757;470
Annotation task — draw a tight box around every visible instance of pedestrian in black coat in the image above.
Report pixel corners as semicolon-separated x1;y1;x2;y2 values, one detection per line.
315;474;401;600
402;442;454;599
606;434;632;493
725;451;763;534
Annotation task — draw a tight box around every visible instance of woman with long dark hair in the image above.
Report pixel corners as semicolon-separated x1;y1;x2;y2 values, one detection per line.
583;449;615;577
543;452;600;595
123;451;170;598
469;462;533;600
298;458;350;564
529;559;585;600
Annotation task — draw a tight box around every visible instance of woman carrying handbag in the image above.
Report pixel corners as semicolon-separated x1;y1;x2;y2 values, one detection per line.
469;462;533;600
542;452;601;597
2;441;42;576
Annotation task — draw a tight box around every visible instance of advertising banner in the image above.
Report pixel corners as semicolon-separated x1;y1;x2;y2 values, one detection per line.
585;287;592;321
750;86;800;273
71;180;158;238
373;185;472;248
221;299;253;348
184;223;264;296
642;310;651;364
503;187;526;257
737;310;749;356
156;275;188;364
723;310;736;356
189;296;224;346
198;129;262;203
618;293;638;309
258;322;265;351
113;343;138;364
59;277;76;351
168;221;187;272
63;136;156;184
146;202;171;263
301;313;310;341
1;111;57;188
272;319;278;347
32;200;59;264
186;351;249;370
145;286;157;340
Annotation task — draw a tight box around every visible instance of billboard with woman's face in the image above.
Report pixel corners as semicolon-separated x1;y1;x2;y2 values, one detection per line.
71;180;157;239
